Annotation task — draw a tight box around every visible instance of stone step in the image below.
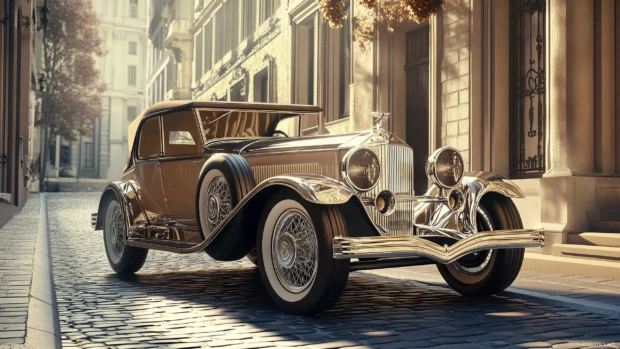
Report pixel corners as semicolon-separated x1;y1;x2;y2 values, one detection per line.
523;252;620;280
551;244;620;262
568;232;620;248
589;220;620;233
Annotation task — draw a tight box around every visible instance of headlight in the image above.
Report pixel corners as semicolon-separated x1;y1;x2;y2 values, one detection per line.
342;147;381;192
425;147;464;189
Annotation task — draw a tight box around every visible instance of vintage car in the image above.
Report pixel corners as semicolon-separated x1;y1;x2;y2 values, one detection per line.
92;101;544;315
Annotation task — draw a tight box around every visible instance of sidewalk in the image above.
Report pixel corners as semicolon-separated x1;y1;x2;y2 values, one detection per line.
366;264;620;319
0;194;60;348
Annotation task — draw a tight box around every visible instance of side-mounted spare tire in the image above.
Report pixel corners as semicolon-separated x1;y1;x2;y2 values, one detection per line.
197;154;256;261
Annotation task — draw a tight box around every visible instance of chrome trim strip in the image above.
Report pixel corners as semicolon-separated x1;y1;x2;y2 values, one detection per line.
333;229;544;263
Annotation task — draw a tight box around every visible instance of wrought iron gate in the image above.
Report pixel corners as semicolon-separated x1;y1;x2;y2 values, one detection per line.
509;0;546;178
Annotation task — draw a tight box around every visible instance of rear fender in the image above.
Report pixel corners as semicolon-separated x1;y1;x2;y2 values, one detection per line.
94;181;148;235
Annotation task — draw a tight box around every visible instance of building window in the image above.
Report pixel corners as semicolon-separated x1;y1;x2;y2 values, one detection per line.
338;4;351;118
204;21;213;72
128;65;137;86
254;68;270;102
295;19;315;105
84;143;95;169
223;0;237;55
194;31;203;82
59;145;71;167
129;0;138;18
509;0;546;177
129;41;137;55
214;15;224;62
259;0;277;23
127;106;138;122
242;0;256;39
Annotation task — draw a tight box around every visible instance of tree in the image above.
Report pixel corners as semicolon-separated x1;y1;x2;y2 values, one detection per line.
37;0;106;191
317;0;443;50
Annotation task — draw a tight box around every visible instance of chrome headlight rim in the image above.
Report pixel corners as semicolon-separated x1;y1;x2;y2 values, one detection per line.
426;146;464;189
341;147;381;192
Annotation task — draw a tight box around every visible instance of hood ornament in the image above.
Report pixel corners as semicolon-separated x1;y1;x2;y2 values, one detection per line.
373;112;391;130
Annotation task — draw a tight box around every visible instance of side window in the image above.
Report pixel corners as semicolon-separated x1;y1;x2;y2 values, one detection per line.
138;117;161;159
162;110;203;157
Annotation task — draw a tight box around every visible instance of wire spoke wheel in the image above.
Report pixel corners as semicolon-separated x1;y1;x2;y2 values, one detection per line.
271;209;319;294
206;176;232;232
107;205;125;260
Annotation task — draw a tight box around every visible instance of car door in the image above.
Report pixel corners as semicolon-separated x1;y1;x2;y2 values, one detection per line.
134;116;169;225
158;109;205;232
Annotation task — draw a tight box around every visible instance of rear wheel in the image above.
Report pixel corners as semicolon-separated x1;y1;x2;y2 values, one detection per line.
437;195;525;296
103;199;148;276
257;190;350;315
198;154;255;261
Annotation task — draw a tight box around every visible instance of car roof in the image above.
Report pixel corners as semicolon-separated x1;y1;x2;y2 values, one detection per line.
128;101;323;154
141;100;322;118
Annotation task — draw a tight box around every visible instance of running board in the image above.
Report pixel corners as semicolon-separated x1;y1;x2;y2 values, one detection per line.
125;239;200;252
333;229;544;264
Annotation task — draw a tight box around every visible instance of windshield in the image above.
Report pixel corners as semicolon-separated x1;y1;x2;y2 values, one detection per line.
198;110;301;139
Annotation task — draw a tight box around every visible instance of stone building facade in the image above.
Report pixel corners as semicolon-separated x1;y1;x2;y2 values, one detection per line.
0;0;39;227
146;0;193;107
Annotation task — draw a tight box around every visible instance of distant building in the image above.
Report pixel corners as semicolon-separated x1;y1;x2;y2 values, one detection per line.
146;0;193;105
43;0;148;190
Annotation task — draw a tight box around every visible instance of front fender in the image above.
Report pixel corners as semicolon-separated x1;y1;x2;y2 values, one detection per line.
462;171;523;231
421;171;524;236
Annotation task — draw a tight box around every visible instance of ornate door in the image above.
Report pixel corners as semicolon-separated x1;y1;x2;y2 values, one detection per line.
405;25;430;195
510;0;547;178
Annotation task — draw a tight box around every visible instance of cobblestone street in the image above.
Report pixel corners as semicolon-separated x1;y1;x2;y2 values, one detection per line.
1;193;619;349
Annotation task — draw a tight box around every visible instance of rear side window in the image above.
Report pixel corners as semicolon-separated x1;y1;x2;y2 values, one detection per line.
162;110;203;157
137;117;161;159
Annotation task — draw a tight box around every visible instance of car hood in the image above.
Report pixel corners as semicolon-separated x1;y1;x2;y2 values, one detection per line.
236;133;367;155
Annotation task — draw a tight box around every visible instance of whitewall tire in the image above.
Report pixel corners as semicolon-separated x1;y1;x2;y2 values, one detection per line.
103;199;148;276
257;189;349;315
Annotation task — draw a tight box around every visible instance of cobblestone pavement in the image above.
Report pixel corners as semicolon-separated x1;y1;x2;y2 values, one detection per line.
46;193;620;349
0;195;40;345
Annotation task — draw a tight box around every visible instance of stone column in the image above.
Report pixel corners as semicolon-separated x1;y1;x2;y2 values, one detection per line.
566;0;595;175
547;0;595;176
594;0;616;175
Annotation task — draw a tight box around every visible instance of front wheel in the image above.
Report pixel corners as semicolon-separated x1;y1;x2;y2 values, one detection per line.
257;190;350;315
103;199;148;276
437;194;525;296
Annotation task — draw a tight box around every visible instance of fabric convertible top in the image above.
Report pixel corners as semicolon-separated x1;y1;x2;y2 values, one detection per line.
127;101;323;155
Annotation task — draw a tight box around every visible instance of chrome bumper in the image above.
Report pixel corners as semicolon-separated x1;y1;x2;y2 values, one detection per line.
333;229;544;264
91;213;98;229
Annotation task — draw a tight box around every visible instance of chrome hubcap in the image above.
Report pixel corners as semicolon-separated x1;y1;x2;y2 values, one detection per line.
272;209;318;294
109;206;124;259
206;177;232;231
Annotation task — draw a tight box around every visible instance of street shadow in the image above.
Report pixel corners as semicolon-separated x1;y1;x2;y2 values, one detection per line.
99;266;620;347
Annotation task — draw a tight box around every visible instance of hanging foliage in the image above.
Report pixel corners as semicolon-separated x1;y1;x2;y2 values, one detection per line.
317;0;443;49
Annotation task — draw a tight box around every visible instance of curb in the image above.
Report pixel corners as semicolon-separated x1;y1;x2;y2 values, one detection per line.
24;194;61;349
363;270;620;321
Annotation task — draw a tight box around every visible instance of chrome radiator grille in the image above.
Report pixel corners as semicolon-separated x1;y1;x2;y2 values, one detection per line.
364;144;415;236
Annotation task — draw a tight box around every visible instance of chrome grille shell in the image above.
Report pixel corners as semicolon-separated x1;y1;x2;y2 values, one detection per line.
362;143;415;236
